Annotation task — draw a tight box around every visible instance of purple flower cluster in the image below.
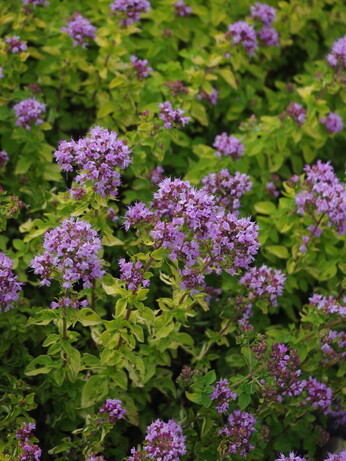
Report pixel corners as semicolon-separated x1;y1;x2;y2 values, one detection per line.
21;0;48;5
210;379;237;413
227;21;258;56
268;343;304;397
130;55;153;79
320;330;346;363
324;452;346;461
119;258;150;292
201;170;252;212
54;126;132;198
320;112;343;134
0;253;22;312
99;399;126;423
0;150;9;168
129;419;186;461
5;36;27;54
159;102;191;129
326;35;346;69
275;454;307;461
124;178;259;290
218;410;256;457
302;377;333;412
110;0;150;26
250;2;276;27
239;265;286;307
295;160;346;234
258;27;279;47
198;87;218;105
148;166;165;185
286;102;306;126
0;67;3;79
309;293;346;317
174;1;192;17
213;133;244;160
16;423;41;461
61;13;96;47
14;98;46;130
85;454;107;461
31;218;104;289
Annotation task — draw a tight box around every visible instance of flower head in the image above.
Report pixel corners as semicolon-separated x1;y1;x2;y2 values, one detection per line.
129;419;186;461
110;0;150;26
258;27;279;46
31;218;104;289
0;253;23;312
250;2;276;27
218;410;256;457
227;21;258;56
320;112;343;134
14;99;46;130
240;265;286;307
159;101;191;129
0;150;9;168
274;453;307;461
61;13;96;47
210;379;237;413
174;1;191;17
287;102;306;126
5;36;27;54
326;35;346;69
54;127;132;198
213;133;244;160
99;399;126;423
130;55;153;79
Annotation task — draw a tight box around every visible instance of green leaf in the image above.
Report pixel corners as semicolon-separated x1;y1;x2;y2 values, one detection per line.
254;201;276;215
238;392;251;410
266;245;289;259
81;376;109;408
218;68;238;89
78;308;102;326
25;355;57;376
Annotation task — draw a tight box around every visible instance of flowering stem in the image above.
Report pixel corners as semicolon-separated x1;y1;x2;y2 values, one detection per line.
116;256;155;350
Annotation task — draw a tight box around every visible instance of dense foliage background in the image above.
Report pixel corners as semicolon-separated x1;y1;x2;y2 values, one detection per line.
0;0;345;460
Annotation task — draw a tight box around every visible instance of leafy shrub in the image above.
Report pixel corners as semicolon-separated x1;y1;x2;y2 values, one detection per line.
0;0;345;460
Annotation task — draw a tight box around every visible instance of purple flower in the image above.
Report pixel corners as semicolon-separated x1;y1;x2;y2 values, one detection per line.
210;379;237;413
326;35;346;69
54;127;132;198
119;258;150;292
302;377;333;412
295;161;346;234
213;133;244;160
13;98;46;130
275;453;307;461
266;181;279;197
227;21;258;56
287;102;306;126
201;170;252;212
250;2;276;27
0;253;23;312
21;0;48;5
0;67;4;79
61;13;96;47
258;27;279;46
309;293;346;317
85;455;107;461
31;218;104;290
218;410;256;457
130;55;153;79
320;112;343;134
268;343;304;397
0;150;9;168
174;1;192;17
129;419;186;461
16;423;36;442
324;452;346;461
99;399;126;423
19;444;42;461
320;330;346;363
197;87;218;105
159;101;191;129
5;36;27;54
124;202;155;230
148;166;165;185
110;0;150;26
240;265;286;307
